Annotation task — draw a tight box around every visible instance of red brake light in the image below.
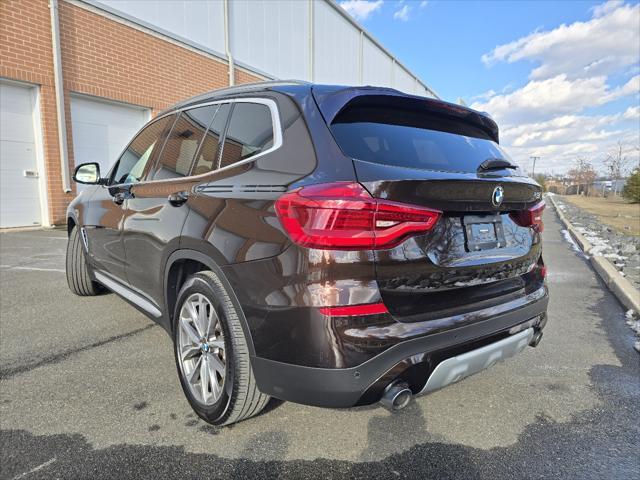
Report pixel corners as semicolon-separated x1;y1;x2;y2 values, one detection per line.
510;201;545;232
319;302;389;317
275;182;441;250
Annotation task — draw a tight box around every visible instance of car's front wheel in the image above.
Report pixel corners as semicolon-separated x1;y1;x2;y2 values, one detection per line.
173;270;270;426
66;226;101;296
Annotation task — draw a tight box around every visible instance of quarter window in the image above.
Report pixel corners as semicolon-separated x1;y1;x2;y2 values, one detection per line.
152;106;218;180
219;103;274;169
110;115;173;185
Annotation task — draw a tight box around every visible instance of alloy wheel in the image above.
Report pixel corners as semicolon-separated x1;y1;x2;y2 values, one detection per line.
178;293;226;405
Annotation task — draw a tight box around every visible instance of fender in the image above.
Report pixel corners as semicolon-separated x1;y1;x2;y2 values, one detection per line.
163;249;256;357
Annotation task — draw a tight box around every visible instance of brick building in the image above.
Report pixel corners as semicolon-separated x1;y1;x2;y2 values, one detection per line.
0;0;435;228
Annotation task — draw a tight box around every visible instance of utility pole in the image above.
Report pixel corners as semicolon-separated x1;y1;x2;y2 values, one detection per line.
530;156;540;177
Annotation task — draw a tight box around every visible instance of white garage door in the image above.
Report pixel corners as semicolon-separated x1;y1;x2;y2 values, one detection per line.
0;81;44;228
70;95;150;183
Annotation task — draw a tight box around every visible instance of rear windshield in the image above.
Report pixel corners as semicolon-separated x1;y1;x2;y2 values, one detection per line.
330;105;513;173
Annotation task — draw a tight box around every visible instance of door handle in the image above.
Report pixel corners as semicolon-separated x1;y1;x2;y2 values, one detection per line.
168;191;189;207
112;192;126;205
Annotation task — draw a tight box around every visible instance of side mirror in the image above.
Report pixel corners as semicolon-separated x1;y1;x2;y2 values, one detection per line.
73;162;103;185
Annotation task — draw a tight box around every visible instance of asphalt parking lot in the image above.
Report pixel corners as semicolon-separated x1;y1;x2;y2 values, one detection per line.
1;209;638;479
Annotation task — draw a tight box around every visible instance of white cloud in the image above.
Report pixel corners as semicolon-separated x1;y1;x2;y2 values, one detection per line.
393;4;411;21
623;105;640;120
602;74;640;102
339;0;383;21
420;1;429;8
481;2;640;80
496;109;640;174
502;113;625;148
591;0;624;18
470;2;640;174
470;74;639;125
470;89;496;102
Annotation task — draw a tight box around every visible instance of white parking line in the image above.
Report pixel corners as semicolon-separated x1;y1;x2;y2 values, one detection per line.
11;458;57;480
0;265;65;273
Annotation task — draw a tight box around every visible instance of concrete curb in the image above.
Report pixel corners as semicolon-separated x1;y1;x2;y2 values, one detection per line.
548;195;640;313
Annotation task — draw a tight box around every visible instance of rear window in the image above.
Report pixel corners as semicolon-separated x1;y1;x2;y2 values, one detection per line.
330;106;512;173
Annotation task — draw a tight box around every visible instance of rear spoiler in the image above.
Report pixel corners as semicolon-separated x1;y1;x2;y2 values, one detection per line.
311;86;500;143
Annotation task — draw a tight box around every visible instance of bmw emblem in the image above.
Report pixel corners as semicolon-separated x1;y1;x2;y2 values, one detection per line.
492;186;504;207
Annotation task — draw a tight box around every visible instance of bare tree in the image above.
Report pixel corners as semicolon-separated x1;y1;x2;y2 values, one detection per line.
604;141;633;196
568;156;597;195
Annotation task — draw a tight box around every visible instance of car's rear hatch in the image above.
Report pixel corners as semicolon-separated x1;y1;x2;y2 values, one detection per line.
316;88;545;322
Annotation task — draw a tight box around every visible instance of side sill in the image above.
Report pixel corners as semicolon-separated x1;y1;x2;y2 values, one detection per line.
94;271;162;318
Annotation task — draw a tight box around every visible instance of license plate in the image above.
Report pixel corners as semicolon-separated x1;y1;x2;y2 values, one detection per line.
463;215;506;251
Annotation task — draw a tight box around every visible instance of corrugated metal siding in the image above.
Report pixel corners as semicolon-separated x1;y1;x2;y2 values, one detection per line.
362;37;393;88
312;0;359;85
91;0;435;96
394;63;418;95
97;0;226;54
230;0;309;81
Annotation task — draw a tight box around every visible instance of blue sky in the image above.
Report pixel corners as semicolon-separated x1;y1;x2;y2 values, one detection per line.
339;0;640;175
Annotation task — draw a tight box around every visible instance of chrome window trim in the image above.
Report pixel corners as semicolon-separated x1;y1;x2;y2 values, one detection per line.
107;97;282;188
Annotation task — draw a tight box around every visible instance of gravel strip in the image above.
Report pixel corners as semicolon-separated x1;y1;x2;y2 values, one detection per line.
552;196;640;290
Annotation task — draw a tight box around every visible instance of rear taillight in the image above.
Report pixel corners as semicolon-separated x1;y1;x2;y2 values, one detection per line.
509;201;545;232
275;182;441;250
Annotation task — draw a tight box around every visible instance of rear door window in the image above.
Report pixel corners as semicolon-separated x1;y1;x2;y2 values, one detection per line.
330;106;512;173
192;103;231;175
151;106;218;180
219;102;274;169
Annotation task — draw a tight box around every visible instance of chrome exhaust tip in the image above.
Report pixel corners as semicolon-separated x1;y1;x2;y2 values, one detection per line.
380;381;412;412
529;330;543;348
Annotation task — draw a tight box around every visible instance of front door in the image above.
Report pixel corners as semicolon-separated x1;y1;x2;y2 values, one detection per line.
85;114;174;283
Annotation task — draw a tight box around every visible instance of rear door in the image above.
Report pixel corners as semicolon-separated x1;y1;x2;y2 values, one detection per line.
327;95;545;322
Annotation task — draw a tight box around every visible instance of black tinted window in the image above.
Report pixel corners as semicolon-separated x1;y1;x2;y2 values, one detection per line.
219;103;274;169
152;106;218;180
331;106;512;173
111;115;173;185
192;103;230;175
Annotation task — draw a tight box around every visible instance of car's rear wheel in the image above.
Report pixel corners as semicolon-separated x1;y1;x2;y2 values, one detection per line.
66;226;101;296
173;270;269;426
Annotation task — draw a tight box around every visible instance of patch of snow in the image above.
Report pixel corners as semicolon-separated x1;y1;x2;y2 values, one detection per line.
626;309;636;319
561;229;581;252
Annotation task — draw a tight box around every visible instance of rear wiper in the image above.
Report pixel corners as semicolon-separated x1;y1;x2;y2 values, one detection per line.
478;158;517;171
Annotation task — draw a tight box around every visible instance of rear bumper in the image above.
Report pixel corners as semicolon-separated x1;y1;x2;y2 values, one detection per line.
251;287;548;408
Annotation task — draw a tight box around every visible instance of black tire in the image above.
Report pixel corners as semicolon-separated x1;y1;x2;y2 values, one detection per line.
66;226;101;296
173;270;270;426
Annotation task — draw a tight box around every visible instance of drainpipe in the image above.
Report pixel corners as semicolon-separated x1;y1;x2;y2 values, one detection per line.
223;0;234;86
308;0;314;81
358;30;363;85
49;0;71;193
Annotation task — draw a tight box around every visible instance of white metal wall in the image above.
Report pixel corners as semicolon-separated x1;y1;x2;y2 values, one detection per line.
362;37;393;88
230;0;309;81
313;0;360;85
91;0;436;97
97;0;226;54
